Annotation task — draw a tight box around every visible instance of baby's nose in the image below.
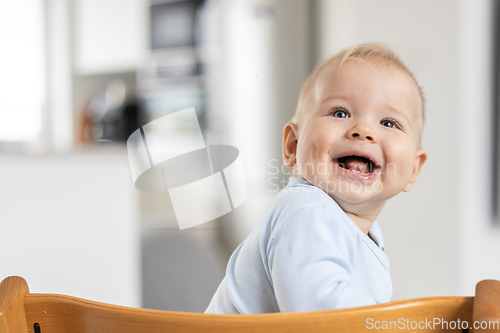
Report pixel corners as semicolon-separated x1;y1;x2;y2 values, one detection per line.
347;123;378;143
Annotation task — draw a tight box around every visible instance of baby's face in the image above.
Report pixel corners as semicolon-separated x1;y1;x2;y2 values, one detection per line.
284;59;427;214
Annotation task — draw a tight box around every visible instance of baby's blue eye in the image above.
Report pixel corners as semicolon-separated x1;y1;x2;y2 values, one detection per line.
380;119;397;128
332;109;349;118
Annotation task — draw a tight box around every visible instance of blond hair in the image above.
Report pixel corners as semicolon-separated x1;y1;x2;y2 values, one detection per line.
292;42;425;145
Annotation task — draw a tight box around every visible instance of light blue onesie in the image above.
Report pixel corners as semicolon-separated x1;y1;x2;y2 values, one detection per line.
205;177;392;314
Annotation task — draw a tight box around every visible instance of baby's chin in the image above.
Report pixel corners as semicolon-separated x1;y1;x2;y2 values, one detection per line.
318;181;392;208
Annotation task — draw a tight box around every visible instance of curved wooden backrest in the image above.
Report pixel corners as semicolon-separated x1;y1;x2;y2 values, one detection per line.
2;276;500;333
25;294;474;333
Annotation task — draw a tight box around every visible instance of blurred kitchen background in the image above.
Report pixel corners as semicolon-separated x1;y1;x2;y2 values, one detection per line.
1;0;500;312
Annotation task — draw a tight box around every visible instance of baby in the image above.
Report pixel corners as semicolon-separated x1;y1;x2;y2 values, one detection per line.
205;43;427;314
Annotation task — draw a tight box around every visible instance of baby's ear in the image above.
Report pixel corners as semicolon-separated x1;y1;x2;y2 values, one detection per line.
283;122;299;167
403;149;427;192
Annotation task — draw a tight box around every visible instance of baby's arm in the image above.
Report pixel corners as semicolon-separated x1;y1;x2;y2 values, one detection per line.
267;206;381;312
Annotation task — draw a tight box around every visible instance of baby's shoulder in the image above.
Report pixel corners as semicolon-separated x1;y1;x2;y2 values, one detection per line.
274;180;337;212
264;180;353;236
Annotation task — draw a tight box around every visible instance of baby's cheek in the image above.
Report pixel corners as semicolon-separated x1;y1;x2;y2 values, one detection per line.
397;156;417;181
383;158;414;188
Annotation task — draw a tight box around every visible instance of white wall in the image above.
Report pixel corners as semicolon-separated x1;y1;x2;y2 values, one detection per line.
456;0;500;296
315;0;473;300
0;148;141;307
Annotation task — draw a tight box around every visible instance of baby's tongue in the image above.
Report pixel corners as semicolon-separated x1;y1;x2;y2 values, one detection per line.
343;157;369;174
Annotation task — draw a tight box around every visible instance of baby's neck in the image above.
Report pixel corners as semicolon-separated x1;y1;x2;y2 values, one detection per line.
345;212;377;235
339;201;387;235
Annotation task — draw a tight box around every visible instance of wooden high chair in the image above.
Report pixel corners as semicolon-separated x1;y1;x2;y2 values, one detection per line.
0;276;499;333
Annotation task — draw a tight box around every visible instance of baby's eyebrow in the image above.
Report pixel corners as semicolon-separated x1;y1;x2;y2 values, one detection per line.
317;95;352;108
383;104;413;128
320;93;352;102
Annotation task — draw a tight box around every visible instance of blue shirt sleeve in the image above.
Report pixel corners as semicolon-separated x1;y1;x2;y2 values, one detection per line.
267;206;378;312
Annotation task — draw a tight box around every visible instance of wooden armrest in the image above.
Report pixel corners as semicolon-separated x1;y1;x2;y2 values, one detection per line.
0;276;29;333
473;280;500;332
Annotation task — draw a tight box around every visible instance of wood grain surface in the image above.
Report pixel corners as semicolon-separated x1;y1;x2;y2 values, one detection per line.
473;279;500;332
0;276;29;333
4;276;500;333
23;293;473;333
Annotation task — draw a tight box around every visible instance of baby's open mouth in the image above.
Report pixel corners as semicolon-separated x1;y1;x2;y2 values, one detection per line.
335;155;376;175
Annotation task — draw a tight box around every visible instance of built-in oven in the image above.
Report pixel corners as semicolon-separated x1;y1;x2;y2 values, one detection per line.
138;0;207;132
